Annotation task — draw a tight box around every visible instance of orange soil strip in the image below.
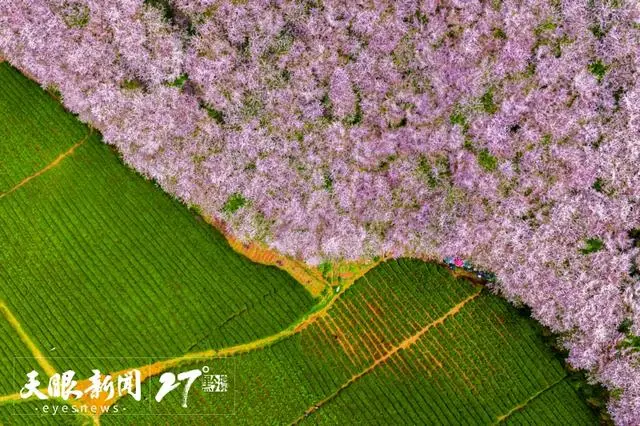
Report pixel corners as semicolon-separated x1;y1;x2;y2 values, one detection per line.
418;340;459;392
388;353;412;379
428;326;479;393
315;318;360;371
202;215;328;298
337;303;380;364
330;303;366;357
0;131;91;200
320;318;359;367
366;279;422;338
449;312;499;376
292;289;482;424
324;315;361;367
358;294;397;355
364;328;388;361
299;325;328;363
365;299;383;317
420;344;444;370
408;340;430;374
338;300;383;362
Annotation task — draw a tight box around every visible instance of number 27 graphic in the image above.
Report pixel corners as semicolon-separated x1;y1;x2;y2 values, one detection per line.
155;369;202;408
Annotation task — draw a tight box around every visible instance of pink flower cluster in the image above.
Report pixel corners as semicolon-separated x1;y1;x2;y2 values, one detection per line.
1;0;639;422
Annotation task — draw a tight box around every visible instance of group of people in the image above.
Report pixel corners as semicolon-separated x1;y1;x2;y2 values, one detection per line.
443;256;496;283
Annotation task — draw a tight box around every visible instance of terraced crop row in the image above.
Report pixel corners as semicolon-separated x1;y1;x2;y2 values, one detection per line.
310;288;593;424
504;379;598;425
104;260;599;425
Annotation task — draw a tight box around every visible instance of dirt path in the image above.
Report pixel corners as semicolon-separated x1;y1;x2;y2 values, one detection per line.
0;131;91;200
0;302;57;378
0;303;98;424
214;225;328;297
292;289;483;424
494;375;567;424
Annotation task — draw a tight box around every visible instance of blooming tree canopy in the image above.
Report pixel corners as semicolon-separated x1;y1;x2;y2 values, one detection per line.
1;0;639;422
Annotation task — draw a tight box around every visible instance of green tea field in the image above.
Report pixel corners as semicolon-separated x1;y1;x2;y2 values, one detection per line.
102;260;599;425
0;62;601;425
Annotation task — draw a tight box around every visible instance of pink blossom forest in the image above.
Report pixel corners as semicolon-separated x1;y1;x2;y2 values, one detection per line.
1;0;639;422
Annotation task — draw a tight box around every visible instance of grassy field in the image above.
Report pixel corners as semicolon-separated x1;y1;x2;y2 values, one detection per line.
0;63;601;425
103;260;599;425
